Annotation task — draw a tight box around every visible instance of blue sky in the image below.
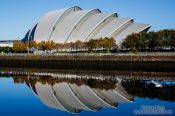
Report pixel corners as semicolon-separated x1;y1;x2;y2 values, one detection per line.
0;0;175;40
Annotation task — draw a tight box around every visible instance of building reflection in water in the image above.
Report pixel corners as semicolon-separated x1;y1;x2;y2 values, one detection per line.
27;77;133;113
1;70;175;113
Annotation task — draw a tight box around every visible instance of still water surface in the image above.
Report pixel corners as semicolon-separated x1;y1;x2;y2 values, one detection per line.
0;69;174;116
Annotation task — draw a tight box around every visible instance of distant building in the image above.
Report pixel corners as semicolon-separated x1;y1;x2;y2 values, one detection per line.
0;40;18;47
22;6;151;45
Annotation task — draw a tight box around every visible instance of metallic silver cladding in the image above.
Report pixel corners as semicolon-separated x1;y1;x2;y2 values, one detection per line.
50;10;100;43
29;6;150;45
91;17;133;39
114;23;151;44
69;13;113;42
48;6;81;41
84;13;118;42
66;9;101;43
34;6;81;42
108;18;134;37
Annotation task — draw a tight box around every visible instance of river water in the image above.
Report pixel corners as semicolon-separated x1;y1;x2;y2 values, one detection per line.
0;69;174;116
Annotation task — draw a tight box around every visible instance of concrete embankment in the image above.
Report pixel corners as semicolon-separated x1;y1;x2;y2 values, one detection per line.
0;54;175;72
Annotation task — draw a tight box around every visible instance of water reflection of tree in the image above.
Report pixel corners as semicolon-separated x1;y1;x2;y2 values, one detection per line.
122;79;175;101
11;75;117;90
87;79;116;90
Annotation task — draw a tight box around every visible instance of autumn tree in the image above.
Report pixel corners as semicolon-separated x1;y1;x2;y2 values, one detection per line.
87;39;98;51
102;37;116;50
26;40;38;48
13;41;27;53
87;37;117;51
38;41;46;50
122;29;175;51
74;40;84;51
47;40;56;50
38;41;56;51
122;33;139;51
168;30;175;48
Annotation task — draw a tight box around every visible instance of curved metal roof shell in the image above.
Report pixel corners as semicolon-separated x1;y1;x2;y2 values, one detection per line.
26;6;150;44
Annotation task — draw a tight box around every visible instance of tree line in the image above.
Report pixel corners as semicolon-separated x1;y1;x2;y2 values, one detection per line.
12;40;56;53
2;29;175;53
12;37;116;53
121;29;175;52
